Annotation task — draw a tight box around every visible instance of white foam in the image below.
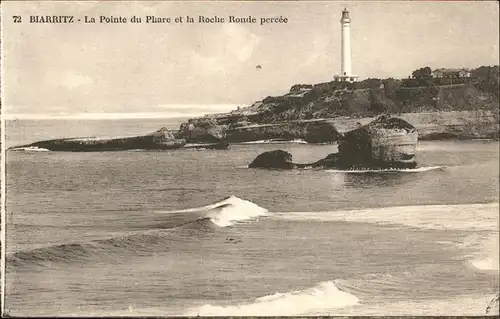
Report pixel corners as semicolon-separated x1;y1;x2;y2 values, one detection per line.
335;294;498;316
240;139;308;145
240;139;282;144
66;293;497;317
274;202;499;232
185;281;358;316
10;146;50;152
160;196;268;227
325;166;444;174
466;232;500;271
206;196;268;227
472;257;499;271
290;139;308;144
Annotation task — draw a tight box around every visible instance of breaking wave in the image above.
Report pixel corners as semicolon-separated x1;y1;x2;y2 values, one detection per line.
325;165;445;174
8;196;269;267
472;257;500;271
161;195;269;227
460;232;500;271
185;281;358;316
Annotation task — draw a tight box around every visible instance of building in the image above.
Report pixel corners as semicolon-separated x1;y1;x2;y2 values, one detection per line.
334;8;359;83
432;68;472;79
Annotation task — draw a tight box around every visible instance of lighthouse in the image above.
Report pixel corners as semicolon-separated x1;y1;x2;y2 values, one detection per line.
334;8;358;82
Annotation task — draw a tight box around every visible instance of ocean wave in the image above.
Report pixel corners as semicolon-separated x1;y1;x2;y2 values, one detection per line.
274;202;499;231
160;195;269;227
10;146;51;152
7;229;164;267
7;223;214;267
185;281;358;316
325;165;445;174
9;196;268;267
338;294;497;316
461;232;500;271
472;257;500;271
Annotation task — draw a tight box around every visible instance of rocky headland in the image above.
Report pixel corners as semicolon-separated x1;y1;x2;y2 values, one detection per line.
11;127;228;152
178;65;499;144
10;65;499;152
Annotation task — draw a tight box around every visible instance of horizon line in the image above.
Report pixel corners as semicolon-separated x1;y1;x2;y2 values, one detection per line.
2;107;249;121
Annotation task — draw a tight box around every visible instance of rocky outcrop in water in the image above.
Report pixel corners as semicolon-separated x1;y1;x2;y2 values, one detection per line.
11;127;186;151
175;118;227;144
248;116;418;170
248;150;340;169
10;127;229;152
248;150;296;169
335;115;418;169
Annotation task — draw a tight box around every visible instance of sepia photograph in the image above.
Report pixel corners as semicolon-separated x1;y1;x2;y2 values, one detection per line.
1;0;499;317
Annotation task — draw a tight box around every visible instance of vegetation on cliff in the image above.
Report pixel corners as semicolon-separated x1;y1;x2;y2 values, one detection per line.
179;65;498;143
240;65;499;123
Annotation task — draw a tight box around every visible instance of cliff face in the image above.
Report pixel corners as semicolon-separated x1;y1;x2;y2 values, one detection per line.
405;110;500;140
225;119;339;143
178;66;499;143
332;110;499;141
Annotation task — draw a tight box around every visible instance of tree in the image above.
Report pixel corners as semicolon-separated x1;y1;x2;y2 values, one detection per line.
412;66;432;79
383;78;399;98
473;65;500;98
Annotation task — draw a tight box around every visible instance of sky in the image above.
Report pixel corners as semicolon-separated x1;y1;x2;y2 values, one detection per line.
2;1;499;119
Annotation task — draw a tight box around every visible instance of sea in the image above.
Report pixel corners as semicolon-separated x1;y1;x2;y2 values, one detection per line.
4;118;499;317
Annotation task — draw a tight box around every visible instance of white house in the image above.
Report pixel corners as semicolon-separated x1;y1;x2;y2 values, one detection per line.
432;68;472;79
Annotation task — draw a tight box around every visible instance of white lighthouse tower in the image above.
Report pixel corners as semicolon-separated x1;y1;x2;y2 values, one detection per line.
334;8;358;82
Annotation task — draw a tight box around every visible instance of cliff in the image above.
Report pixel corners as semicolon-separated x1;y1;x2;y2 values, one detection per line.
225;119;340;143
179;65;499;143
